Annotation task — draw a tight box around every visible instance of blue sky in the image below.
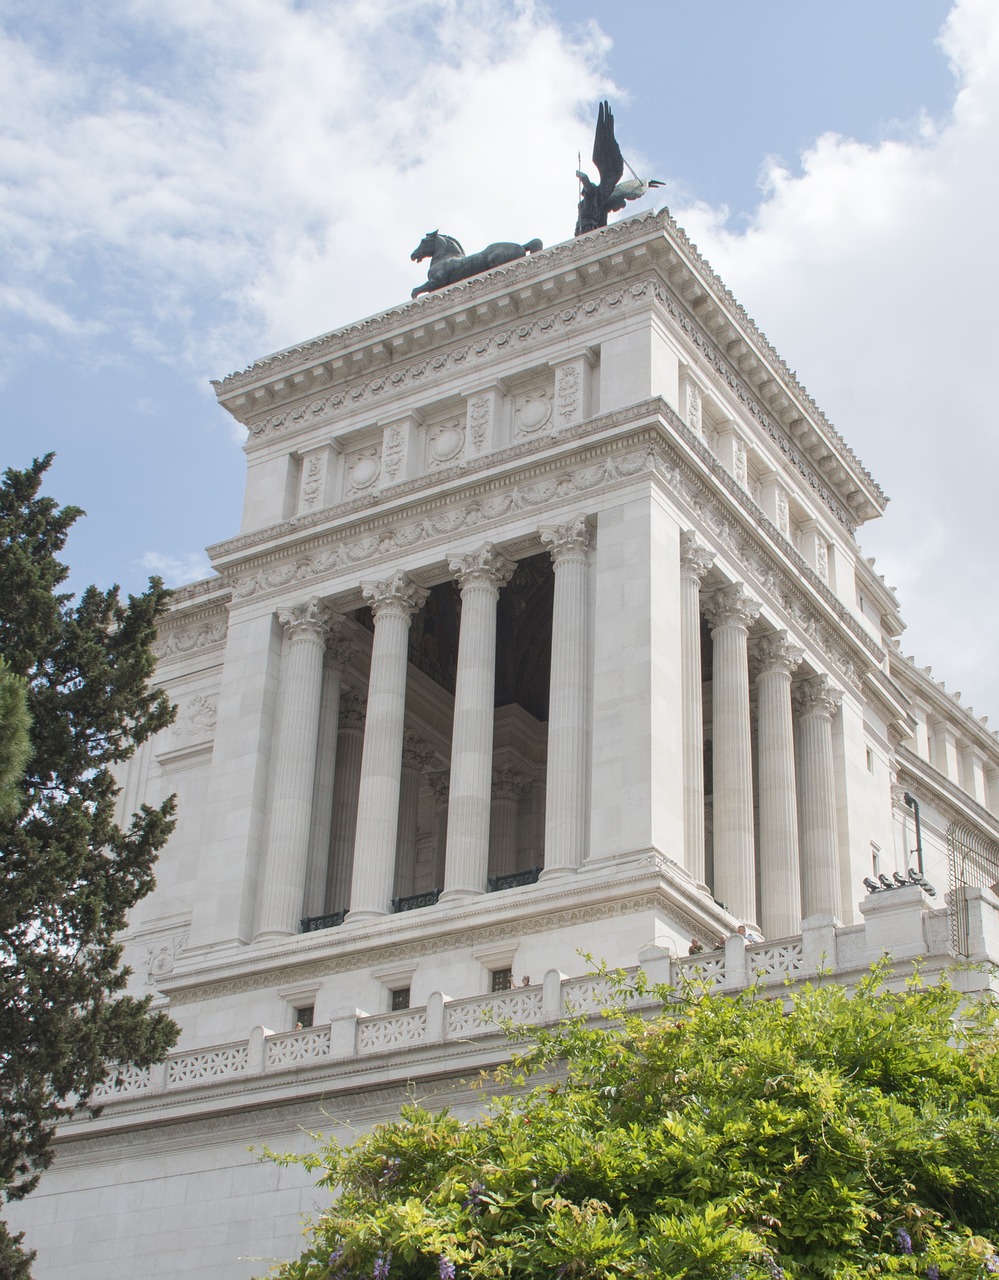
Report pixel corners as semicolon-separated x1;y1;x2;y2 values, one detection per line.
3;0;998;720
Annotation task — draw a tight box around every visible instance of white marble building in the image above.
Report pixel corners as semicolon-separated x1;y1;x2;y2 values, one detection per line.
10;209;999;1277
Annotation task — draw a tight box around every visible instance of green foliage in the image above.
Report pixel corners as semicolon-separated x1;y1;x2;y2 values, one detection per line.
264;965;999;1280
0;656;31;819
0;456;179;1272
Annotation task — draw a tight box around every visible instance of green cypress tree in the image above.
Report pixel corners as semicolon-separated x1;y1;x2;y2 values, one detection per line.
0;455;178;1275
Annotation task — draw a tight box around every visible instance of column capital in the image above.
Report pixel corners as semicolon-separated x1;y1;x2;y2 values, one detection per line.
751;631;804;678
401;729;437;773
679;530;715;582
703;583;761;633
324;635;353;672
428;770;450;807
362;572;428;620
794;674;843;719
277;597;333;644
540;514;592;566
339;688;366;732
492;764;529;802
448;543;516;596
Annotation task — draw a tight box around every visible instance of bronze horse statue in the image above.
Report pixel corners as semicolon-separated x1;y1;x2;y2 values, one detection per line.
410;231;543;297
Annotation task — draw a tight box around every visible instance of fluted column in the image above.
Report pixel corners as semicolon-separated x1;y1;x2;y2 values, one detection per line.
346;573;428;922
302;636;350;920
795;675;843;922
325;690;364;915
256;598;332;940
751;632;804;939
679;531;715;884
441;544;515;901
704;584;760;925
540;514;591;874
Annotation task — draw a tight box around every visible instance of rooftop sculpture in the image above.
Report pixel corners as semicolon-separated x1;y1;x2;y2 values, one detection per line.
410;231;543;298
575;100;663;237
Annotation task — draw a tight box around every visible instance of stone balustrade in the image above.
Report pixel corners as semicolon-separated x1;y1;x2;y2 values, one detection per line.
89;886;999;1106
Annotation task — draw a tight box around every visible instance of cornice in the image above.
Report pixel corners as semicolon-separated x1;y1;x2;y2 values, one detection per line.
160;868;696;1006
153;593;231;665
651;402;883;674
212;210;884;523
890;647;999;754
191;401;882;691
228;266;879;529
896;748;999;841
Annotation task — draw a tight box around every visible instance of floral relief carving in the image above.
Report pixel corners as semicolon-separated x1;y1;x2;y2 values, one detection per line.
382;426;406;483
300;448;327;511
153;617;227;661
555;364;580;425
175;694;218;739
686;381;703;436
467;396;491;452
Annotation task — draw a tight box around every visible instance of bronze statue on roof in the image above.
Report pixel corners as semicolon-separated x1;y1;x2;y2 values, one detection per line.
575;100;664;237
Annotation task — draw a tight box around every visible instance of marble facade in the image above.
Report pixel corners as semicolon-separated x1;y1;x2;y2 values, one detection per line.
10;209;999;1278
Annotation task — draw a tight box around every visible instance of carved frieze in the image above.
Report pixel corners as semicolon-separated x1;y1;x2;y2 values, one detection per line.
153;615;228;662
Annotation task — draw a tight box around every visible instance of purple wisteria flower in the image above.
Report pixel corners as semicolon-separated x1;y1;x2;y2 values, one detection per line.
761;1255;785;1280
925;1266;940;1280
986;1255;999;1274
896;1229;913;1255
328;1245;344;1272
462;1180;486;1213
438;1256;456;1280
378;1156;402;1186
373;1251;392;1280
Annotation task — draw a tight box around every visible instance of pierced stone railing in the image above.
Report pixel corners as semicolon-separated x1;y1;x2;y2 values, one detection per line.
87;887;999;1108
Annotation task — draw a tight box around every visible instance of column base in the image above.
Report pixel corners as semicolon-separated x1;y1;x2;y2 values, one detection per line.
253;928;296;946
343;908;391;926
437;887;485;905
538;865;578;882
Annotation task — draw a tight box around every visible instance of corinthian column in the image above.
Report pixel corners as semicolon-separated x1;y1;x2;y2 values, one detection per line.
326;689;364;916
256;598;332;940
794;675;843;922
704;584;760;925
346;573;428;922
441;544;515;901
751;632;804;939
539;514;591;874
302;636;351;920
679;532;715;884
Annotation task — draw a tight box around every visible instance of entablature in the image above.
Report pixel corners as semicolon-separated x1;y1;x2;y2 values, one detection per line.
213;210;885;535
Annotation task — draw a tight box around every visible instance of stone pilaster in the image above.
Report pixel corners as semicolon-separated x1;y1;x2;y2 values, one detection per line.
539;514;592;875
428;771;450;891
302;636;351;919
794;675;843;922
751;631;804;939
346;574;428;922
394;731;435;899
441;544;515;901
256;598;332;940
679;531;714;884
704;584;760;925
326;690;364;915
490;765;529;877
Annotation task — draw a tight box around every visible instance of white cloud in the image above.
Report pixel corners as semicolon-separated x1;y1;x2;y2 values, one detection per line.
140;550;213;586
0;0;610;376
672;0;999;720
